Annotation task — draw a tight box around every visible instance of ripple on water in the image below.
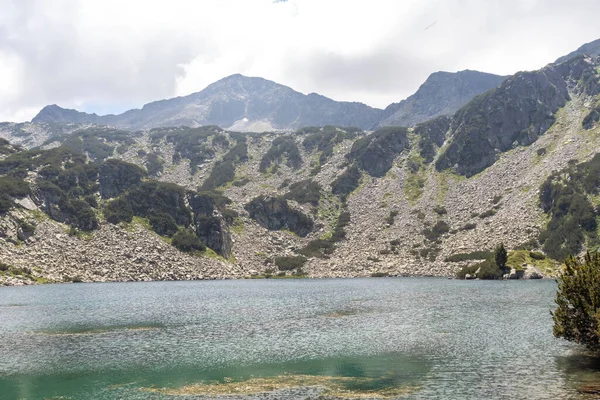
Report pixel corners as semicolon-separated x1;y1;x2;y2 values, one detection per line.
0;278;599;399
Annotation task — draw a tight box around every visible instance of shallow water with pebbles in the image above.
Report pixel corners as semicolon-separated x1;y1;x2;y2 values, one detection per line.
0;278;599;399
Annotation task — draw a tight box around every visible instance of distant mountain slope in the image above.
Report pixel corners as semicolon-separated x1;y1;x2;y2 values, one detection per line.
33;74;385;131
435;55;600;177
377;70;506;127
32;70;506;132
556;38;600;63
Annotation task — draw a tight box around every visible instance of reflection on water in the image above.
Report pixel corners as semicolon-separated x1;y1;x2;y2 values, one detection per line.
0;278;599;399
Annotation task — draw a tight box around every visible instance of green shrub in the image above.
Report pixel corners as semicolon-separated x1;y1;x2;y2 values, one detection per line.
172;228;206;252
104;197;133;224
149;213;179;237
582;107;600;130
385;210;399;225
274;256;307;271
433;205;447;215
538;154;600;260
459;223;477;231
298;209;350;258
201;141;248;190
477;259;502;280
126;181;191;226
331;165;361;201
284;179;322;206
151;126;220;173
553;252;600;351
479;209;497;218
62;199;98;231
445;251;493;262
145;153;164;176
494;243;508;270
260;136;302;172
0;176;30;214
346;126;409;177
423;221;450;242
456;264;479;279
529;251;546;260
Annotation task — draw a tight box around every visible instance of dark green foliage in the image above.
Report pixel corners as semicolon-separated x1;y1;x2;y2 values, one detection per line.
18;220;36;237
456;264;482;279
331;165;361;201
385;210;399;225
145;153;164;176
151;126;221;173
125;181;192;227
0;146;86;176
221;209;239;224
99;159;146;199
479;209;497;218
433;205;447;215
284;179;321;206
0;139;22;155
172;228;206;252
61;199;98;231
149;213;179;237
494;243;508;270
202;161;235;190
299;209;351;258
274;256;307;271
301;126;360;172
582;107;600;130
212;133;230;148
529;251;546;260
189;190;232;217
259;136;302;172
370;272;389;277
553;253;600;351
476;259;503;280
232;178;250;187
104;197;133;224
423;221;450;242
445;251;493;262
0;176;30;214
414;116;451;164
436;57;600;176
347;126;409;177
48;128;134;161
201;139;248;190
538;154;600;260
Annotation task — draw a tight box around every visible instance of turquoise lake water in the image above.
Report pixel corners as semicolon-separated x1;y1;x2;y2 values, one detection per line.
0;278;599;399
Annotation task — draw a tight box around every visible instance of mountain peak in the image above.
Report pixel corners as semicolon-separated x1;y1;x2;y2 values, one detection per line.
32;104;99;124
556;38;600;64
378;70;506;127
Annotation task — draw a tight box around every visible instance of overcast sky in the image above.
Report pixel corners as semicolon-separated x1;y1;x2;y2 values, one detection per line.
1;0;599;122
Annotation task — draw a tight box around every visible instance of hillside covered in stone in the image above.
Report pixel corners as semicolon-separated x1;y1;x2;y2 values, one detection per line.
1;53;600;285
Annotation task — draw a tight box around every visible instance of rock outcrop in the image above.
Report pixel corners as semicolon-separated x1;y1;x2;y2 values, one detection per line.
245;196;314;237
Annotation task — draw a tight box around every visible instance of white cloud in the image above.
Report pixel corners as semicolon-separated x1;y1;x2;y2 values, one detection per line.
0;0;599;122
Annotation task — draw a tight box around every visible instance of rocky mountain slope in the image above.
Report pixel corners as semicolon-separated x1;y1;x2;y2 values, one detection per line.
31;70;504;132
33;75;385;132
378;70;506;127
556;38;600;63
1;52;600;286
